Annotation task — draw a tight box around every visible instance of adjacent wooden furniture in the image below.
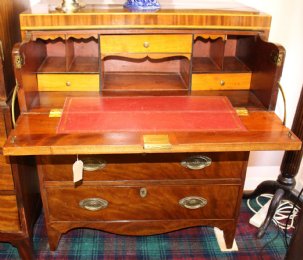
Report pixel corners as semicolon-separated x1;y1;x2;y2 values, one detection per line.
3;3;301;251
0;0;41;259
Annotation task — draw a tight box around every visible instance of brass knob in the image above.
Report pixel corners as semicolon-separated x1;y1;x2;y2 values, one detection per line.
66;81;71;87
143;42;150;48
220;80;225;86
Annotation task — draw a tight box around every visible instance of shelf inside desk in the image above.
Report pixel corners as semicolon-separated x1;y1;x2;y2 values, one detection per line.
192;57;250;73
38;56;99;73
102;72;187;92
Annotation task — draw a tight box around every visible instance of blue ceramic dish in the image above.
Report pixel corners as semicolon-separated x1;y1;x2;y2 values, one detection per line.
124;0;160;11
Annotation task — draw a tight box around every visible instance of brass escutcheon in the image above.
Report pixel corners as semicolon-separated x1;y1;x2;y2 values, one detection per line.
140;187;147;198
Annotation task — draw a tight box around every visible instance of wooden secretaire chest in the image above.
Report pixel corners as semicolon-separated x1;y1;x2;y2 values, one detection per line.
3;2;301;251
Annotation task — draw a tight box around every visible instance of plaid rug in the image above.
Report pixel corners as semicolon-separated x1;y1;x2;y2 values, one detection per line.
0;199;288;259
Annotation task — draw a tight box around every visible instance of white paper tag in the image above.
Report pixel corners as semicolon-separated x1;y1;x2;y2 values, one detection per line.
73;159;83;183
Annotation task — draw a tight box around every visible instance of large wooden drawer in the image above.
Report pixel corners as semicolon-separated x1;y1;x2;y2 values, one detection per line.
40;152;248;182
0;195;20;232
192;73;251;90
46;184;240;221
0;155;14;190
100;34;193;54
37;74;100;91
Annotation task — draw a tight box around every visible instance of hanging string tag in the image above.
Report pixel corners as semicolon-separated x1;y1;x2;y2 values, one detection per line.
73;155;83;183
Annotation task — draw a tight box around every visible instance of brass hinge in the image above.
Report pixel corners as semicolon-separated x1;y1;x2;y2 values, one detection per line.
143;135;172;150
271;51;284;67
49;109;63;118
236;107;249;116
14;54;24;69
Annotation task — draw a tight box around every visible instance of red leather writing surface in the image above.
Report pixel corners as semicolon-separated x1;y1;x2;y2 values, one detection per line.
57;96;246;133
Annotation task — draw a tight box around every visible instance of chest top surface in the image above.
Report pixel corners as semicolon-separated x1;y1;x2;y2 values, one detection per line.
20;3;271;32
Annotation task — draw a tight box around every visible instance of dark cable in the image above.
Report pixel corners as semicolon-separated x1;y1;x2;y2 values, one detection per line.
259;222;282;259
284;187;303;248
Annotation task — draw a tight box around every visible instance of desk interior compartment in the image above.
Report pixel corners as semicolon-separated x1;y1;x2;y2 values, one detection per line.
101;55;190;94
100;34;192;94
191;34;285;110
36;35;99;74
14;35;100;111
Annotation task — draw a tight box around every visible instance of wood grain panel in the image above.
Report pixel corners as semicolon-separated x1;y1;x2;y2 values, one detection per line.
192;73;252;90
45;184;240;221
0;0;24;100
37;74;100;91
0;195;20;231
0;106;14;190
236;36;284;110
40;152;248;182
0;107;7;147
101;34;192;54
0;155;14;190
3;111;301;156
19;5;271;33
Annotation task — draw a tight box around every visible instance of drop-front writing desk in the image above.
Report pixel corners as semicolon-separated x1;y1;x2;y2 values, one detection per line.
3;3;301;251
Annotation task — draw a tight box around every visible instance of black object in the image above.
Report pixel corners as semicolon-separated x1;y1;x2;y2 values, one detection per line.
244;85;303;238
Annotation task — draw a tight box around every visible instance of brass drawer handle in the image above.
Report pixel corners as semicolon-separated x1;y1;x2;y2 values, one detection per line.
143;41;150;48
179;196;207;209
79;198;108;211
83;158;106;171
66;81;71;86
220;80;225;86
181;156;212;170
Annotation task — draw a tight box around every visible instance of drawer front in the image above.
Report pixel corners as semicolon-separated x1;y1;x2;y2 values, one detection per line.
37;74;99;91
101;35;193;54
46;184;240;221
192;73;251;90
0;155;14;190
0;195;20;232
40;152;248;182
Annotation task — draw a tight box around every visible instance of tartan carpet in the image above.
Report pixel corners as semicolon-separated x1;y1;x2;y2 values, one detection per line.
0;199;288;259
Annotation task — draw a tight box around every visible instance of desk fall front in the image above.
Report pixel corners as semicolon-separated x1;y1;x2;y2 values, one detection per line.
3;3;301;250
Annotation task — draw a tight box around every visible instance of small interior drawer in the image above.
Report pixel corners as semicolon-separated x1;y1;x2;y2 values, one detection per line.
191;73;252;90
100;34;193;54
0;195;20;232
37;74;100;91
46;184;240;221
39;152;248;182
0;155;14;191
